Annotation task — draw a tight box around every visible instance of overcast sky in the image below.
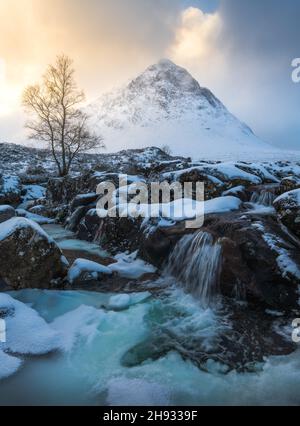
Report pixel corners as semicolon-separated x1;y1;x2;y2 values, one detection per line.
0;0;299;150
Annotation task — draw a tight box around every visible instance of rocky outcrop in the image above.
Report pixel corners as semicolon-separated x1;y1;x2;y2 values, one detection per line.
0;217;67;289
0;175;22;206
204;214;300;308
279;177;300;195
87;215;143;254
77;209;102;241
165;168;225;200
0;205;15;223
46;175;88;206
274;189;300;238
67;258;112;285
70;193;98;211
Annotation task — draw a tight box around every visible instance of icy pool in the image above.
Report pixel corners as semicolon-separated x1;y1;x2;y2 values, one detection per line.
1;288;300;406
42;224;108;258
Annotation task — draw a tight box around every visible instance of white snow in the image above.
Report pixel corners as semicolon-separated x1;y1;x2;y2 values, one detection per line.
87;60;292;161
99;195;240;225
1;175;20;194
235;162;279;183
108;251;157;279
0;217;54;243
205;196;242;215
252;222;300;281
163;162;262;185
222;186;245;196
16;208;54;225
22;184;46;202
0;349;22;381
108;294;131;311
68;258;112;284
0;293;62;379
274;188;300;205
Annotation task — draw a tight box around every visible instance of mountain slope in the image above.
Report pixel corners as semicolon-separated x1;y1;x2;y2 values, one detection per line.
87;59;279;160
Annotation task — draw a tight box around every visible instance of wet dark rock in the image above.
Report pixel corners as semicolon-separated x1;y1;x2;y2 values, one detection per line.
0;175;22;206
205;213;300;309
70;193;98;212
0;217;67;289
92;216;143;254
274;189;300;238
66;206;92;232
279;177;300;195
0;205;16;223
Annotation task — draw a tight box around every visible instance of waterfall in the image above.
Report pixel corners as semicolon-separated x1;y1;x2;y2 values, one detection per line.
250;190;275;206
164;231;222;307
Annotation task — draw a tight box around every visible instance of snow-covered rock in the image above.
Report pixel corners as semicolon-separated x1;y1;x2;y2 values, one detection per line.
87;59;285;161
274;189;300;237
279;176;300;194
0;217;67;289
0;205;15;223
0;293;62;379
16;208;54;225
108;294;131;311
67;258;112;285
0;175;22;205
108;251;157;279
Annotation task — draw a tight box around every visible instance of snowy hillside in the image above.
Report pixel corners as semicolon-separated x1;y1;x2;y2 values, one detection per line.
87;59;284;161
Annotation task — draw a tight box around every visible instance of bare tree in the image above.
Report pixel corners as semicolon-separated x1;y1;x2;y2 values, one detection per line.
23;54;104;176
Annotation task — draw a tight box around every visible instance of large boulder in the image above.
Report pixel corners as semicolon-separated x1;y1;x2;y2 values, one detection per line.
0;175;22;206
204;214;300;308
0;217;67;289
67;258;112;285
151;212;300;309
279;177;300;196
274;189;300;238
46;175;88;206
70;193;98;212
0;205;16;224
163;167;225;200
79;212;143;254
77;208;102;241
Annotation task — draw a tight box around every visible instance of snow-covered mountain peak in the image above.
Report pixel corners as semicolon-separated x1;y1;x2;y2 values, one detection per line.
87;60;280;160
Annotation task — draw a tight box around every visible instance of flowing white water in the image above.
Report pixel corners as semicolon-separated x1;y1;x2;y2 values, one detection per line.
164;232;222;307
250;190;276;206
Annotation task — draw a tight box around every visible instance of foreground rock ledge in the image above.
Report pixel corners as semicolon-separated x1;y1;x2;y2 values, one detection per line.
0;217;67;289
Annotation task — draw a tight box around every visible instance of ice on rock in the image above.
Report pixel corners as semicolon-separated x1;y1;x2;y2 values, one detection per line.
108;292;152;311
0;217;54;243
108;294;131;311
0;293;62;380
0;350;22;381
68;258;112;284
109;252;156;279
16;208;54;225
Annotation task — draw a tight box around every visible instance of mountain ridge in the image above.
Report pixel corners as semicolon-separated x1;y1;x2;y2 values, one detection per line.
87;59;280;160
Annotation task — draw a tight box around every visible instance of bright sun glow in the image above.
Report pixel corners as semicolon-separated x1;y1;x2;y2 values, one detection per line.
0;59;20;116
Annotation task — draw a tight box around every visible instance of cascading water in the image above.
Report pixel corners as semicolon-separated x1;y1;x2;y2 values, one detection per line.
164;231;222;307
250;190;276;206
